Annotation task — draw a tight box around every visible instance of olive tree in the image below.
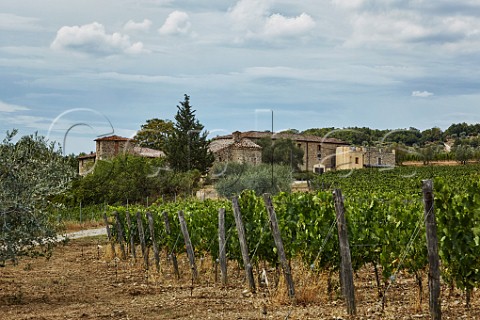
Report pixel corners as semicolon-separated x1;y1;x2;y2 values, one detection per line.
213;162;293;197
0;130;76;264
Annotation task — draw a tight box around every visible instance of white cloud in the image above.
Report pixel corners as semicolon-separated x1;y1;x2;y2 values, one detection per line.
0;13;41;31
228;0;315;42
158;11;192;36
124;19;152;32
0;101;30;113
412;90;434;98
263;13;315;38
50;22;146;56
337;2;480;52
228;0;273;31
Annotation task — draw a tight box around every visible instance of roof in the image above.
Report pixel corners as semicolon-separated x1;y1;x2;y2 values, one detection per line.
94;135;130;142
209;137;262;153
213;131;348;145
78;153;96;160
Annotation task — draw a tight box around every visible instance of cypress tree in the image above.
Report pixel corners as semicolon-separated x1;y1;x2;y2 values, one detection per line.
164;94;214;173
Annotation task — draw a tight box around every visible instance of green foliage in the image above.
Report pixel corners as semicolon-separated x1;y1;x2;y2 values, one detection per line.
454;145;474;165
444;122;480;138
213;162;293;197
420;127;444;144
256;138;304;171
68;155;201;205
302;127;423;146
134;118;174;151
0;130;76;263
435;177;480;302
164;94;214;173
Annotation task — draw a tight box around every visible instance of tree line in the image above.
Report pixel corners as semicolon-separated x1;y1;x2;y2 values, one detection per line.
301;122;480;147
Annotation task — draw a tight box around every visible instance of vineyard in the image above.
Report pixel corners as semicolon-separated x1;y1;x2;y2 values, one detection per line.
101;164;480;317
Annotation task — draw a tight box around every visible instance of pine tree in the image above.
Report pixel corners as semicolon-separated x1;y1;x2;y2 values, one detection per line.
164;94;214;173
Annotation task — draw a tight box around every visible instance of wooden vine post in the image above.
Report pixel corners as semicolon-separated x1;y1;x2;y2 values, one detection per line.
263;194;295;299
232;196;256;293
136;211;149;269
162;211;180;279
333;189;356;316
218;208;228;286
178;210;198;281
125;211;136;259
422;179;442;320
146;212;161;272
114;211;127;260
103;212;116;258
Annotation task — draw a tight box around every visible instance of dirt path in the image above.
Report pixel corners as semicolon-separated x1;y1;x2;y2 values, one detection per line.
58;227;107;241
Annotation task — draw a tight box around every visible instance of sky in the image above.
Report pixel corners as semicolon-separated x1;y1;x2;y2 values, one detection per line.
1;0;480;154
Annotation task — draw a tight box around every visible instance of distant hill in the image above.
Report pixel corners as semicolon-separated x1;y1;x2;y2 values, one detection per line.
282;122;480;147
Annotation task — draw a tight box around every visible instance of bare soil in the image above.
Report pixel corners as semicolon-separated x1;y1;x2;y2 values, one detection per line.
402;160;475;166
1;235;479;320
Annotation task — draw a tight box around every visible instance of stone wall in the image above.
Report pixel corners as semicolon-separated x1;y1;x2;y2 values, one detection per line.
364;148;396;167
230;148;262;165
296;141;339;171
96;140;134;160
78;157;95;176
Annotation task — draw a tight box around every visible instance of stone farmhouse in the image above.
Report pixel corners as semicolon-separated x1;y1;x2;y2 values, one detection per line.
209;131;262;165
78;135;164;175
335;146;396;170
211;131;349;172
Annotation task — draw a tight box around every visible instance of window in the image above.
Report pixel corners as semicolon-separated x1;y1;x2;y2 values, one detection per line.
355;157;359;164
377;157;382;165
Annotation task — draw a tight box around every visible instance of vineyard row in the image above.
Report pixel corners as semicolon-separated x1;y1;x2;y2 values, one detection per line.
103;176;480;315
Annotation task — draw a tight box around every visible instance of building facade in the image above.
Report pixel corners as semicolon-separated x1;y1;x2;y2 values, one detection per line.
336;146;396;170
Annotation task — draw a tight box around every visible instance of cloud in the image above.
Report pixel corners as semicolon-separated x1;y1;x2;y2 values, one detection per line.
336;1;480;52
0;13;41;31
228;0;315;42
158;11;192;36
263;13;315;38
124;19;152;32
412;90;434;98
0;101;30;112
50;22;146;56
228;0;273;30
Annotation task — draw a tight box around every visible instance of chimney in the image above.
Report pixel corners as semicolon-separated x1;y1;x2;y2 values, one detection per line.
232;131;241;143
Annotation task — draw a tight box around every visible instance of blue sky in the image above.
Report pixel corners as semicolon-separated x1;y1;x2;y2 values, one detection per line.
1;0;480;154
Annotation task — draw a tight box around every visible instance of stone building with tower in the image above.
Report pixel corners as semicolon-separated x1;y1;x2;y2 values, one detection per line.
78;135;164;175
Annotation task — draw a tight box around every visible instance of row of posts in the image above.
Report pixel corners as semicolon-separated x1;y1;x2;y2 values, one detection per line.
103;179;441;319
